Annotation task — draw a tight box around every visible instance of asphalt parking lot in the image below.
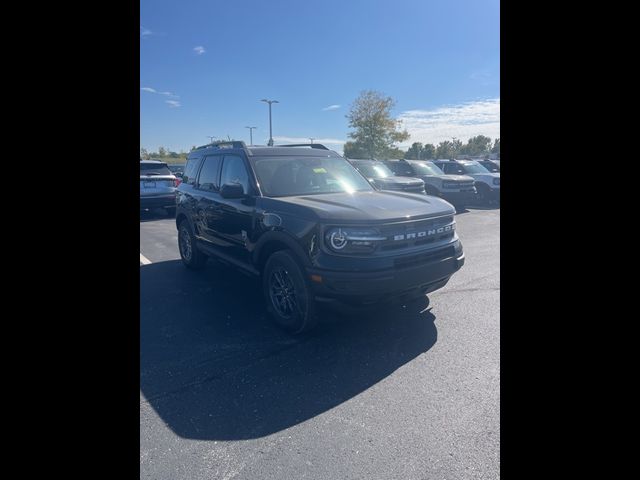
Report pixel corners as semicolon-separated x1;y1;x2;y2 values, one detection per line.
140;206;500;480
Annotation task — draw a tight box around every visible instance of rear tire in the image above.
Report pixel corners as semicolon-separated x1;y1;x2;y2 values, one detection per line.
178;220;207;270
263;250;317;334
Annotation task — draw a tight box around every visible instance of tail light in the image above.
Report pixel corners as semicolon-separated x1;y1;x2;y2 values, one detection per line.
174;178;181;187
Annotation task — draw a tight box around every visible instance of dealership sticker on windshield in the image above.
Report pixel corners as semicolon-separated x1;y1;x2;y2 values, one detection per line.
313;168;327;173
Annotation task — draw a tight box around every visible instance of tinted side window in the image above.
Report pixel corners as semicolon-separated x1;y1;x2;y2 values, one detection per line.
197;155;222;191
183;157;202;185
220;155;250;194
387;162;413;175
444;163;464;175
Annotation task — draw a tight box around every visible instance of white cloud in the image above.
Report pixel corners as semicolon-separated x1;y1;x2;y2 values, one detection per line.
397;98;500;147
322;104;341;111
193;46;206;55
141;87;179;99
165;100;182;108
140;26;152;38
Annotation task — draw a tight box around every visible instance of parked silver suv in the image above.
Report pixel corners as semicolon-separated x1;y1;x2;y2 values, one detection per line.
140;160;178;216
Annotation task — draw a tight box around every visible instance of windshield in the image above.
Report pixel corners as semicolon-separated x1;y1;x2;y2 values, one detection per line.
252;156;374;197
408;161;445;176
460;161;491;174
354;162;394;178
140;163;172;176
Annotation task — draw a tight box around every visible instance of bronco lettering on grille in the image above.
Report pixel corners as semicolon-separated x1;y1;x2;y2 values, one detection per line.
393;223;455;241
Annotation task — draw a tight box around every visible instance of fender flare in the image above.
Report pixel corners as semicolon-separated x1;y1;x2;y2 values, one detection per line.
252;230;313;269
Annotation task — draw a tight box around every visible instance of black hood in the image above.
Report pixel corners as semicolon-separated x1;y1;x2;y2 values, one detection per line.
262;190;455;223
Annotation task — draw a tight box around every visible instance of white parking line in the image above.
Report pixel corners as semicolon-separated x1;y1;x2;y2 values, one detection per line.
140;253;152;265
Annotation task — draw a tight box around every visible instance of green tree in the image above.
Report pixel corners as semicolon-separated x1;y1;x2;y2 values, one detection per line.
451;138;463;157
346;90;410;159
437;138;463;158
386;147;405;159
343;141;370;159
491;138;500;156
422;143;436;159
436;140;455;159
158;146;168;157
140;147;149;160
460;135;492;156
404;142;424;159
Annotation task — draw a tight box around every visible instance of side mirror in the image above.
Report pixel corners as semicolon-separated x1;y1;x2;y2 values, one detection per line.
175;172;184;178
220;183;245;199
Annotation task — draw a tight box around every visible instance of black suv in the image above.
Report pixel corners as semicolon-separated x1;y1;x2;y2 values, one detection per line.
176;142;465;333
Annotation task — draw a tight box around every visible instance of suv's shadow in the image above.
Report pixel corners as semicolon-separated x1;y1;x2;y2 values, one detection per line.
140;208;174;223
456;203;500;215
141;260;438;440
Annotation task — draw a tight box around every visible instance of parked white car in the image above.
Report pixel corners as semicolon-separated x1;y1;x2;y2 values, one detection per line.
432;159;500;204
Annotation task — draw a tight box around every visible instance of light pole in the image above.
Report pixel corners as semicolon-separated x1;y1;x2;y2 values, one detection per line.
207;135;215;144
261;99;279;146
245;126;257;146
309;137;315;144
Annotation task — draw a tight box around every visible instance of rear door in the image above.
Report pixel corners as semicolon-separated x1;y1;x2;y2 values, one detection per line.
176;155;204;227
193;154;223;245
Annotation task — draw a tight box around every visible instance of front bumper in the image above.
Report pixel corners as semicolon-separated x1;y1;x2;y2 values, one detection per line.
140;194;176;209
440;189;477;205
307;245;465;305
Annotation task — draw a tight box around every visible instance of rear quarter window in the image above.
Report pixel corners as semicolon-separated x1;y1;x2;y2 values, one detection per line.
183;156;203;185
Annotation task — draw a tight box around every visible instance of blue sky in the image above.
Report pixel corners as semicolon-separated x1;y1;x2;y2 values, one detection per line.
141;0;499;154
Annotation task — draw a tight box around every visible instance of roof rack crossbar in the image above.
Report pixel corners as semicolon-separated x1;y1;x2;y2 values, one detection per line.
194;140;251;154
276;143;329;150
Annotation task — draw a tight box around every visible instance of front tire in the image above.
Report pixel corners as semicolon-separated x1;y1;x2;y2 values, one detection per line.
263;250;317;334
475;183;492;206
178;220;207;270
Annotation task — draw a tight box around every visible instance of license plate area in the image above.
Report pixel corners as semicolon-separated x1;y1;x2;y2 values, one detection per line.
144;181;156;188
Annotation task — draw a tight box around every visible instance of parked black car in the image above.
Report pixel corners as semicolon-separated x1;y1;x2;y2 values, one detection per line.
176;142;465;333
348;159;425;194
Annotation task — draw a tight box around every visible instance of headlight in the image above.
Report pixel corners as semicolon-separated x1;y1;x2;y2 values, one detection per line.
493;178;500;186
324;227;386;254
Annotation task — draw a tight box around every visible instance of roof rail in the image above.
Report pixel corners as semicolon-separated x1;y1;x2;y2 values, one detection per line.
277;143;330;150
194;140;251;153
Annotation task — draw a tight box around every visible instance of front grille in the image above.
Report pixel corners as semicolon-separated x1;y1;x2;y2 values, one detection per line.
394;246;455;269
444;182;475;189
376;215;455;252
402;184;425;193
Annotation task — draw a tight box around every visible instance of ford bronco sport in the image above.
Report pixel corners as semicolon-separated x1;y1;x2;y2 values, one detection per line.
384;159;476;209
176;142;465;333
